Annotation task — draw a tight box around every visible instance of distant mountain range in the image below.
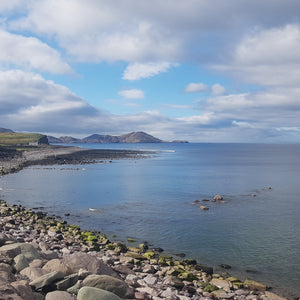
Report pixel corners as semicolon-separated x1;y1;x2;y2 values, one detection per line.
48;131;188;144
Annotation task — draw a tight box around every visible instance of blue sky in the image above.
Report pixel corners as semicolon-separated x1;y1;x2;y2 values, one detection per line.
1;0;300;142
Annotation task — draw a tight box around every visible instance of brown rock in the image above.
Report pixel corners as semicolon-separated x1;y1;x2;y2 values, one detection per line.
43;259;72;276
244;279;266;291
63;252;118;277
11;280;35;300
45;290;76;300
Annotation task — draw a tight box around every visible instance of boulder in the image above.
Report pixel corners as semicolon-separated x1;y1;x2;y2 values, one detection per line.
20;267;48;281
56;274;78;290
77;286;122;300
0;243;22;258
43;259;72;276
11;280;35;300
0;278;22;300
210;278;231;290
29;271;65;290
13;254;29;272
62;253;118;277
244;279;266;291
213;195;223;201
45;290;76;300
200;206;209;210
264;291;287;300
82;274;130;298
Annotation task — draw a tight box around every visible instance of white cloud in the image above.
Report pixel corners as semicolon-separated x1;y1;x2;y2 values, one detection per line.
118;89;144;99
0;29;72;74
123;62;177;80
211;84;226;95
184;82;209;93
184;82;226;95
215;24;300;86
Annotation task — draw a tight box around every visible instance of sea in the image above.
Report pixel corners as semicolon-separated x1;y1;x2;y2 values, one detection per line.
0;143;299;298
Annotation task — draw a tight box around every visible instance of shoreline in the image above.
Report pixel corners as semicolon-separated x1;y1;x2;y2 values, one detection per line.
0;144;150;176
0;146;295;299
0;199;290;300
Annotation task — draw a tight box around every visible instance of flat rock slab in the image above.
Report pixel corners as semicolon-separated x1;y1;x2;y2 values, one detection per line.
30;271;65;290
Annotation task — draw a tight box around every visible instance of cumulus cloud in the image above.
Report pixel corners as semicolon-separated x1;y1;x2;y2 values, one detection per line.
9;0;300;64
184;82;226;95
118;89;144;99
215;24;300;86
123;62;177;80
0;29;72;74
184;82;209;93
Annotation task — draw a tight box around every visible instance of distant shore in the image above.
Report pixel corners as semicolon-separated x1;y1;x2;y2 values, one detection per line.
0;145;150;176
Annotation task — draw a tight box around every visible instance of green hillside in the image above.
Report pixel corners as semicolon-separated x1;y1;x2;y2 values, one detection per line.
0;132;48;147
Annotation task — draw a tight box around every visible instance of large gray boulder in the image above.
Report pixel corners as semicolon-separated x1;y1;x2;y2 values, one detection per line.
62;253;118;277
82;274;130;298
77;286;122;300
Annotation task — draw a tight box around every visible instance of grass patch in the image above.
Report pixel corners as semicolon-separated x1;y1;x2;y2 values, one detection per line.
0;132;47;146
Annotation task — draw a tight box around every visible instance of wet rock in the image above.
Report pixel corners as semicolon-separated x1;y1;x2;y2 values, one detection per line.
219;263;232;269
213;195;223;201
264;291;288;300
193;200;200;205
200;206;209;210
244;279;266;291
77;286;122;300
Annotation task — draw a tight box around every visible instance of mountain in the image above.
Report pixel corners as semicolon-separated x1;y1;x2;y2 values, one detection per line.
0;128;14;133
118;132;162;143
48;131;164;144
82;134;119;143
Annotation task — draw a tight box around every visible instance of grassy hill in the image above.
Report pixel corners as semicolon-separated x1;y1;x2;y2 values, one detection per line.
0;132;48;147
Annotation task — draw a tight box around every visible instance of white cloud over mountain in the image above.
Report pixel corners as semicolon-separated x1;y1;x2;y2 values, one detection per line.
0;1;300;142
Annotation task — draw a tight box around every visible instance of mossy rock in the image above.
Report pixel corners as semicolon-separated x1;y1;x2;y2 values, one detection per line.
127;238;136;243
204;284;219;292
143;251;155;259
125;252;147;260
139;243;148;252
178;272;198;282
158;255;174;266
183;259;197;265
226;276;240;282
195;264;213;275
86;235;98;242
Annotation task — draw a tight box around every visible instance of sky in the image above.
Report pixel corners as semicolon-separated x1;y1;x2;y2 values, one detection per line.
1;0;300;143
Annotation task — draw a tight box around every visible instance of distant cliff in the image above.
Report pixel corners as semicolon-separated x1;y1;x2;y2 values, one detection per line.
48;131;164;144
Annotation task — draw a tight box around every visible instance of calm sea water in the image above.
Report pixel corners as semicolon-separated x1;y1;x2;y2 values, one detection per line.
1;143;300;297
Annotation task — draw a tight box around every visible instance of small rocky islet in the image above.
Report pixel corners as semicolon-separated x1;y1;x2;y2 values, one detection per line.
0;200;289;300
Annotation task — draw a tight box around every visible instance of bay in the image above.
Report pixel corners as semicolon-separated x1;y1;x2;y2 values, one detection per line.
0;143;299;297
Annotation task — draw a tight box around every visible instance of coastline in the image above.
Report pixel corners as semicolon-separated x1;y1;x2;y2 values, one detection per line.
0;146;294;299
0;144;150;175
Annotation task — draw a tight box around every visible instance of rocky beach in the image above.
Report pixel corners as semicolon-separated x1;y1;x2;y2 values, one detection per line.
0;146;294;300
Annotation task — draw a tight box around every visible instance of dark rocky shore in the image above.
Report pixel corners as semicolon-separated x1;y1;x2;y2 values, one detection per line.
0;146;293;299
0;145;149;176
